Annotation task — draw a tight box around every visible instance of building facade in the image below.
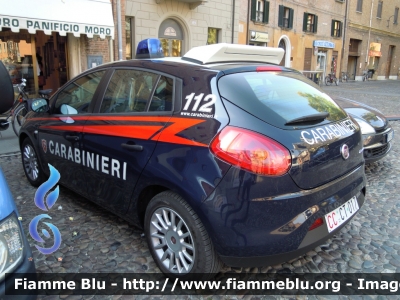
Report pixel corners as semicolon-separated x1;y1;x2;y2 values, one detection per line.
120;0;239;61
239;0;347;81
343;0;400;80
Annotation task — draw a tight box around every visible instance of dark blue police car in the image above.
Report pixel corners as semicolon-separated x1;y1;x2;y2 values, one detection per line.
19;39;366;279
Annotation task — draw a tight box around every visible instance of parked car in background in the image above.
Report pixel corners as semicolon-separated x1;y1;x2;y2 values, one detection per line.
0;61;37;298
334;98;393;163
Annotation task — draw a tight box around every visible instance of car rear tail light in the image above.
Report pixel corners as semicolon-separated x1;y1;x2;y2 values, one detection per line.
309;218;324;231
256;66;283;72
210;126;291;176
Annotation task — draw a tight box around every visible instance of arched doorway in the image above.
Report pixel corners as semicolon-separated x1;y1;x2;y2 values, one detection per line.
278;39;286;66
277;36;291;67
158;19;183;57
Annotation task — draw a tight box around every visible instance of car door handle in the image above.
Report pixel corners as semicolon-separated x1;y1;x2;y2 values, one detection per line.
121;143;143;152
65;135;80;141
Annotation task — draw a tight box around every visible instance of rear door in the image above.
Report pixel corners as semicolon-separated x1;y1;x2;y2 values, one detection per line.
80;68;175;214
37;70;107;196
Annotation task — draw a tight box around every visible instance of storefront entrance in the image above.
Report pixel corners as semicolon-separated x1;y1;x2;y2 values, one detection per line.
0;0;114;96
35;31;68;92
0;30;68;96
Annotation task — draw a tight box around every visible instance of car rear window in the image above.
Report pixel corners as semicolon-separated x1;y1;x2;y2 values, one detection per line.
217;71;347;129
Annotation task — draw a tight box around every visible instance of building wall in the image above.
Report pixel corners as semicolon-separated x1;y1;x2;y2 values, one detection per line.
80;37;111;72
243;0;345;76
345;0;400;80
122;0;239;58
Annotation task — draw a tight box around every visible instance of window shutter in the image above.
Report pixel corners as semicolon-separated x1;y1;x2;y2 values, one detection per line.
314;15;318;33
288;8;294;29
339;21;343;37
331;20;335;36
303;13;308;31
251;0;256;21
263;1;269;23
278;5;284;27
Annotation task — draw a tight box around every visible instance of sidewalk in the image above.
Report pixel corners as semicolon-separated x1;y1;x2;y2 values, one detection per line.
0;124;20;155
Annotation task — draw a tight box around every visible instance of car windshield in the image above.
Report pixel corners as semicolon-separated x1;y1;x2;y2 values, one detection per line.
217;71;347;128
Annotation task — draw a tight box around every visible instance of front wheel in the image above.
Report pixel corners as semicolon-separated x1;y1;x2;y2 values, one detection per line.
12;104;28;137
325;76;332;86
145;191;221;280
21;138;46;187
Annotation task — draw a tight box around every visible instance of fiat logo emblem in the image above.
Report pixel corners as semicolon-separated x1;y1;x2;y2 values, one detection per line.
341;144;350;160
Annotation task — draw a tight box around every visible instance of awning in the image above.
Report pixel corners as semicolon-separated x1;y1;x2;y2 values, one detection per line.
0;0;114;39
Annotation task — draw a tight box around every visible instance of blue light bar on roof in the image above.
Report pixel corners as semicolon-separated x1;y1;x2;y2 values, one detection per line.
136;38;164;59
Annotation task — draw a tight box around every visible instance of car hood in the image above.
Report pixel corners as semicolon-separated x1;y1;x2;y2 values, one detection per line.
0;61;14;114
0;168;18;220
334;97;387;131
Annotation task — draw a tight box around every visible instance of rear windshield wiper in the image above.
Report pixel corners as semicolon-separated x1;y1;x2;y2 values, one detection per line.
285;112;329;125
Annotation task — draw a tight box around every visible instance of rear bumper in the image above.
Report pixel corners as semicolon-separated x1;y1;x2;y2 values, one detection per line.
220;191;365;267
199;164;366;267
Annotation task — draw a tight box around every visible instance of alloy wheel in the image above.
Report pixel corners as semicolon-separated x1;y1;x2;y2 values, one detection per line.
23;144;39;181
149;207;195;273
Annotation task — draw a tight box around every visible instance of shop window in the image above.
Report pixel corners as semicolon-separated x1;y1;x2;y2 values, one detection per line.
126;17;134;60
207;28;219;44
0;31;35;94
331;20;342;37
278;5;294;29
303;13;318;33
356;0;363;12
394;7;399;24
377;1;383;18
251;0;270;23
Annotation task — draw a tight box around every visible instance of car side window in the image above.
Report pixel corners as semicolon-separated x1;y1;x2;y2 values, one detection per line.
100;69;159;113
149;76;174;112
54;71;105;114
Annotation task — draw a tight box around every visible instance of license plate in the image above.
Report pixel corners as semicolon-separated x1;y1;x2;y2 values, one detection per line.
325;196;359;233
386;130;394;143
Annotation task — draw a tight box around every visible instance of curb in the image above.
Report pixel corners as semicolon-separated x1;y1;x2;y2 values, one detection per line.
0;151;21;158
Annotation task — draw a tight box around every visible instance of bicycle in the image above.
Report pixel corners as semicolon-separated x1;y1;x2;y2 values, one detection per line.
340;72;349;83
12;85;52;137
325;73;338;86
0;78;29;134
362;70;373;81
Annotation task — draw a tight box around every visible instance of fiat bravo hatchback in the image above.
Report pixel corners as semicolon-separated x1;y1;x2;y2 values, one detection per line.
18;40;366;279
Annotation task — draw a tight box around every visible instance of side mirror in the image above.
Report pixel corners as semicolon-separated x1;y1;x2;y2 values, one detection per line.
60;104;78;115
0;120;10;131
31;99;49;113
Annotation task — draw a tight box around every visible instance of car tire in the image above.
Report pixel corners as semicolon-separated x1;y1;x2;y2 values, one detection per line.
145;191;221;280
21;138;46;187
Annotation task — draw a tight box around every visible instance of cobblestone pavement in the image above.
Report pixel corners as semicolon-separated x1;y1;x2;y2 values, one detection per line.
1;80;400;299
